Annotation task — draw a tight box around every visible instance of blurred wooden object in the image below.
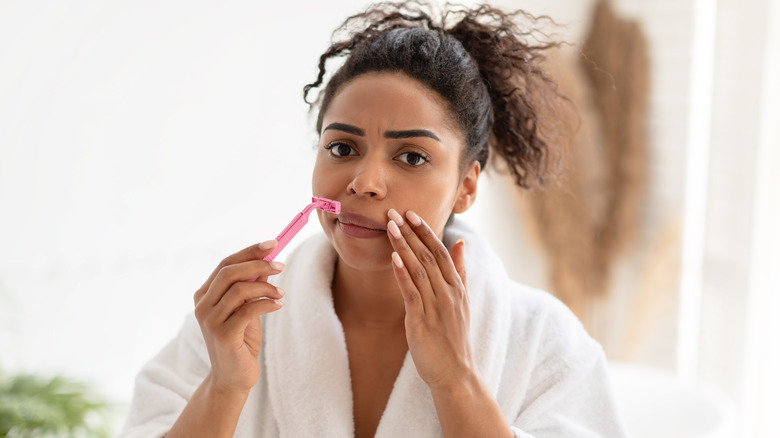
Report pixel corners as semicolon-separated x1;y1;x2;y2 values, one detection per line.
619;216;681;362
581;0;649;260
518;0;649;322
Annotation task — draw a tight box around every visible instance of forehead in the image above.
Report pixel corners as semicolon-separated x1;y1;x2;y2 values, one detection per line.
321;72;461;140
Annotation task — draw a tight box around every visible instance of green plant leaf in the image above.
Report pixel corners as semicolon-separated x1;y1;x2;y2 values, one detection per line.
0;370;112;437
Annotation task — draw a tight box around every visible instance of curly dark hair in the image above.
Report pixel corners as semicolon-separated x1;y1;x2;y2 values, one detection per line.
303;1;567;188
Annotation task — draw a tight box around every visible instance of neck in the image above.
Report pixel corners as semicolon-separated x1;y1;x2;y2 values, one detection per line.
332;258;406;329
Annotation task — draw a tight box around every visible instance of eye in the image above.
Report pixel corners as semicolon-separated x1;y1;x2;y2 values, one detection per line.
397;151;430;167
325;142;357;157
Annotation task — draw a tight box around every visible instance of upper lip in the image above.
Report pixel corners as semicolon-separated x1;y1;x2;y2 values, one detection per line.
337;212;387;231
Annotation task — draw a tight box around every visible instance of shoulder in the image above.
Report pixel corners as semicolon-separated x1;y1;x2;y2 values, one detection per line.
508;284;583;334
506;282;604;377
446;217;601;356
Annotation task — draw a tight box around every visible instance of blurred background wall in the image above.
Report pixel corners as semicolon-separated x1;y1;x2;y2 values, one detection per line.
0;0;777;436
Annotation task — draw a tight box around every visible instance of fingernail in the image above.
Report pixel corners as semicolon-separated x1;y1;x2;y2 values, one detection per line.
392;252;404;268
276;287;285;297
270;261;285;271
388;220;402;239
259;240;277;250
388;208;404;226
273;299;284;307
406;210;422;227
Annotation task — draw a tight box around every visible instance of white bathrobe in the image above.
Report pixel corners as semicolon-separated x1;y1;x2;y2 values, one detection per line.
120;218;627;437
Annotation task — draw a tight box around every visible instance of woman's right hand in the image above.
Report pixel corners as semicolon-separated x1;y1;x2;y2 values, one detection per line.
192;240;285;394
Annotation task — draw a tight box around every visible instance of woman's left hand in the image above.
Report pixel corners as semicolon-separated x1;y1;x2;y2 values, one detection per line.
386;208;474;391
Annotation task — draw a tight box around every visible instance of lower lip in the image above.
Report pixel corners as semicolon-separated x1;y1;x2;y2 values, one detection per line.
338;221;387;239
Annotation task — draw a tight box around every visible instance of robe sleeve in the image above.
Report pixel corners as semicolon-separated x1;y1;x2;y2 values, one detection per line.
118;313;210;438
506;291;627;438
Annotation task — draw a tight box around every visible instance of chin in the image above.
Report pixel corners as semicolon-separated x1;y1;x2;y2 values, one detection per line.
329;231;394;273
338;251;393;273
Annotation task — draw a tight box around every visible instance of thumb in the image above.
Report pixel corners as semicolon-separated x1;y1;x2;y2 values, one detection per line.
450;238;467;286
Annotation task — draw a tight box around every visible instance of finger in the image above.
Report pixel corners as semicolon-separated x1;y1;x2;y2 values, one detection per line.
450;239;467;288
402;210;461;288
197;240;278;293
196;259;284;312
390;251;425;317
212;281;285;325
194;240;277;305
386;214;438;308
223;298;284;338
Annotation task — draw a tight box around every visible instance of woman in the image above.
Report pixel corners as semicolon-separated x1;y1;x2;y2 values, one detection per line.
121;3;626;437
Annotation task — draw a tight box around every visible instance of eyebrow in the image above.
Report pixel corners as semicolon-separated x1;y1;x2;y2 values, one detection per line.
323;122;364;136
323;122;441;142
385;129;441;142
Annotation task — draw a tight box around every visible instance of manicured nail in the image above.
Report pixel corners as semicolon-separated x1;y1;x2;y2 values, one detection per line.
392;252;404;268
388;220;402;239
276;287;285;297
270;261;285;271
259;240;277;250
273;299;284;307
406;210;422;227
388;208;404;226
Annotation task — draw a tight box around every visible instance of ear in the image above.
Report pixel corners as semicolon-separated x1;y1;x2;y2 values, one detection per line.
452;161;480;214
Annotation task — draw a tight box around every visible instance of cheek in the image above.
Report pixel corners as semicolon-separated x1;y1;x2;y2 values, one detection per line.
311;154;336;196
426;202;455;236
401;183;457;235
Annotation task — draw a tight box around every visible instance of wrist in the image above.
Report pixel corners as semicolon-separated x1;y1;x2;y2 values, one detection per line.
428;370;514;438
167;372;252;438
428;367;483;399
204;372;253;403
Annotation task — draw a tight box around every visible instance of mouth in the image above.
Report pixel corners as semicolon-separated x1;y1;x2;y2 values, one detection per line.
336;212;387;238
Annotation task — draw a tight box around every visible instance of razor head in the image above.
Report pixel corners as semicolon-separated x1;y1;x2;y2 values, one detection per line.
312;196;341;214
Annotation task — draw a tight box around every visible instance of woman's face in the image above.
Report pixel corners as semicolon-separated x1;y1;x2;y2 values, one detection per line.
312;72;479;272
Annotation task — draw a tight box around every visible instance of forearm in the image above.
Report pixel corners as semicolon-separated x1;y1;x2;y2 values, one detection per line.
166;373;250;438
430;372;515;438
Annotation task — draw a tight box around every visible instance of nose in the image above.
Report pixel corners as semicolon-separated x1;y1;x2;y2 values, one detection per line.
346;156;387;199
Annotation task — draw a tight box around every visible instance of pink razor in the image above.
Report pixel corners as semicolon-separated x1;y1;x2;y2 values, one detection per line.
263;196;341;261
